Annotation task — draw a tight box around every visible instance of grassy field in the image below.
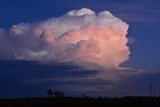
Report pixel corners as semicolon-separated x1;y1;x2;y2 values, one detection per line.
0;96;160;107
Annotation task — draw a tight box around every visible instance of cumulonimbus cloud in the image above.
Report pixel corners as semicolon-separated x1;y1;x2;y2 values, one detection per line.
0;8;130;69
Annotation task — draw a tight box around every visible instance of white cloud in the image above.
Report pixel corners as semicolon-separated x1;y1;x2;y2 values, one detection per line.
0;8;130;70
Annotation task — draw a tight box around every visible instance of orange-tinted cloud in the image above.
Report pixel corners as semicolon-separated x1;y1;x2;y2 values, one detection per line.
0;8;129;70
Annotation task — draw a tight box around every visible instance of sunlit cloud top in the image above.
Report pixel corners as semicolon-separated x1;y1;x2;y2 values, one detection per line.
0;8;129;69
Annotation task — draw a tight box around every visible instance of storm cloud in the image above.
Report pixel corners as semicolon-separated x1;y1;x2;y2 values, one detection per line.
0;8;129;70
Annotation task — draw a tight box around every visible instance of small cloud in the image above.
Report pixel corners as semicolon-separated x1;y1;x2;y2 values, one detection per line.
128;37;136;44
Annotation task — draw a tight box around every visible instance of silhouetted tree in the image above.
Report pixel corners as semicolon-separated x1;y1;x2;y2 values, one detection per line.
47;89;54;98
54;90;64;98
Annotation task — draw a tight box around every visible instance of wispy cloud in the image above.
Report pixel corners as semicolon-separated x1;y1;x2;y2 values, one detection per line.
84;0;160;23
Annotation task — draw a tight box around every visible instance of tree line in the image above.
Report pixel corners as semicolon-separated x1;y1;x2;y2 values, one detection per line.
47;89;64;98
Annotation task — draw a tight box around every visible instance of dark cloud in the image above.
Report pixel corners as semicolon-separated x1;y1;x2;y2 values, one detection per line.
0;60;160;98
0;60;99;97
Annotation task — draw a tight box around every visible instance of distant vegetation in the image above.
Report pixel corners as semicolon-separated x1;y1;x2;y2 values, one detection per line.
47;89;64;98
0;89;160;106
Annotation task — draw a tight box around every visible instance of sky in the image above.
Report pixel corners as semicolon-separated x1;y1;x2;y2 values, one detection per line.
0;0;160;98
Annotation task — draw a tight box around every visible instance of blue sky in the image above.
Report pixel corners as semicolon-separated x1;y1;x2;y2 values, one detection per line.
0;0;160;97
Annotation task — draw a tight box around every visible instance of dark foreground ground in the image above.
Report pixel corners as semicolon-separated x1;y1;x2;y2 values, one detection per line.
0;97;160;107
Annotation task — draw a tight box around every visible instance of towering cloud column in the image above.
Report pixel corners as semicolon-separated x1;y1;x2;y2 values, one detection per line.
0;8;130;69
